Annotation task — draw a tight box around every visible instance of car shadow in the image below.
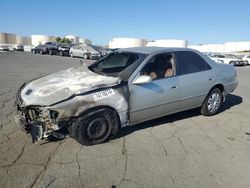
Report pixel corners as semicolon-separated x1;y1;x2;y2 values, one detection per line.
115;94;242;139
220;94;243;112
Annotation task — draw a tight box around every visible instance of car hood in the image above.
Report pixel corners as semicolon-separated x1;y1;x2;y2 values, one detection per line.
20;66;120;106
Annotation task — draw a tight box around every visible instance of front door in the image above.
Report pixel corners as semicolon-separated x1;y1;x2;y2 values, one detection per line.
129;53;180;124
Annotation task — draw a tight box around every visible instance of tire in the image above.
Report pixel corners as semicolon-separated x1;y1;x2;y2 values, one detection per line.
229;61;235;66
83;53;89;59
201;88;223;116
49;49;53;55
59;51;63;56
69;109;119;145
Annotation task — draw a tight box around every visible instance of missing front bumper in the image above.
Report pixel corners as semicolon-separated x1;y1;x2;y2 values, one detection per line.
14;113;43;143
14;113;70;144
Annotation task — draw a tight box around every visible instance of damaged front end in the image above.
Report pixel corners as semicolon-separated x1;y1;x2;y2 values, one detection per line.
14;65;127;144
15;86;68;143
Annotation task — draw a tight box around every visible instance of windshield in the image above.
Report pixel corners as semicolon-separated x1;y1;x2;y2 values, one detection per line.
89;52;146;80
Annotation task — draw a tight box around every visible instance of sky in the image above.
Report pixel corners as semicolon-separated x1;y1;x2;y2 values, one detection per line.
0;0;250;45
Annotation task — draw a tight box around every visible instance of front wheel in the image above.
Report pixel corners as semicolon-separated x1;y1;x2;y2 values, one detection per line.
201;88;223;116
71;109;119;145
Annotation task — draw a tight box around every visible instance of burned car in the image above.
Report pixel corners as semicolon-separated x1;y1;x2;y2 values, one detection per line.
15;47;238;145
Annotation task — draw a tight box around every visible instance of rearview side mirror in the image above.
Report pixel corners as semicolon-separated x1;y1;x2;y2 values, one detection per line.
132;75;152;85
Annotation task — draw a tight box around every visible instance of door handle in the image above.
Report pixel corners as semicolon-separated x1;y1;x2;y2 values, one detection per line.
208;77;213;81
171;86;177;89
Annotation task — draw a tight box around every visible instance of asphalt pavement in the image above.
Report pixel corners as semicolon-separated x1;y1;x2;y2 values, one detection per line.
0;52;250;188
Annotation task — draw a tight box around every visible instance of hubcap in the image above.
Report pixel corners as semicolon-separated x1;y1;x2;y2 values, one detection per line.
207;93;221;113
87;117;107;139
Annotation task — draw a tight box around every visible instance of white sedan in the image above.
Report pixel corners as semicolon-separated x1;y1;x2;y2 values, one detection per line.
242;55;250;65
211;54;245;66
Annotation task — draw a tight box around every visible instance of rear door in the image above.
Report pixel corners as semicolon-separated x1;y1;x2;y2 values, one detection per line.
174;51;215;109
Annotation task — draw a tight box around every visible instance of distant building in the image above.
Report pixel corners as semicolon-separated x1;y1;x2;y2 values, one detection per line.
79;38;92;45
189;41;250;53
0;32;17;44
65;35;79;44
108;38;188;48
147;39;188;48
109;38;147;48
22;36;32;45
16;36;31;45
31;35;56;46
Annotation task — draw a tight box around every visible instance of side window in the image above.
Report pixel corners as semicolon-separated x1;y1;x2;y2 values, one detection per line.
175;51;211;75
140;53;176;80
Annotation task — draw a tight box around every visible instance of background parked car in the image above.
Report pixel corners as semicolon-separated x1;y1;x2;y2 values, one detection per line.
211;54;245;66
43;42;60;55
42;42;72;56
89;45;108;57
69;44;101;59
0;44;10;51
242;54;250;65
10;44;24;52
31;44;48;54
57;43;72;56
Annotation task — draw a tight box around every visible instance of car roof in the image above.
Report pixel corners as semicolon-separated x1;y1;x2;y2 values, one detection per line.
117;47;195;54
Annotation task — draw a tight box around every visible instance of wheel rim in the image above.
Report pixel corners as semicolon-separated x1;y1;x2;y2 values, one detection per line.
86;117;108;140
207;93;221;113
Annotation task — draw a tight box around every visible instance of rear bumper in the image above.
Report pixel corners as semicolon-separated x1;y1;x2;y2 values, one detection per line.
224;80;238;95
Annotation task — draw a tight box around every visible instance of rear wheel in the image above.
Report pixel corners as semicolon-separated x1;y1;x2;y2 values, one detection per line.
229;61;235;66
201;88;223;116
59;51;63;56
83;53;89;59
70;109;119;145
